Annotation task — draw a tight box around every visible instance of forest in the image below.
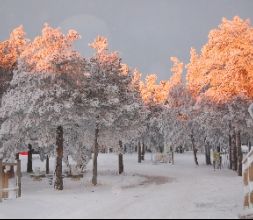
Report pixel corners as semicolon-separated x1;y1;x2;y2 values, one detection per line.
0;16;252;191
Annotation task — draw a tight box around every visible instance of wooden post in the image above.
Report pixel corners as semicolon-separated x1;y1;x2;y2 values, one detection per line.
17;160;21;198
0;159;3;203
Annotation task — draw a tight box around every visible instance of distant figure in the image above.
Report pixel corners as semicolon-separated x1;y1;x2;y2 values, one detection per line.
213;148;221;171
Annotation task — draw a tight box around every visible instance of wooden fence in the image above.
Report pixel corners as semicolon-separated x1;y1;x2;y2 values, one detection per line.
241;150;253;219
0;159;21;203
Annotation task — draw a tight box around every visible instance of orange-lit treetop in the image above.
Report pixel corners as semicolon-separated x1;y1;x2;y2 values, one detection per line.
140;57;183;106
19;23;82;73
0;26;27;70
89;36;108;53
187;16;253;104
89;36;123;75
169;57;183;91
140;74;166;106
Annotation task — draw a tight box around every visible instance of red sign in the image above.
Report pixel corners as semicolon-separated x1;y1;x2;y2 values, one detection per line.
20;152;28;156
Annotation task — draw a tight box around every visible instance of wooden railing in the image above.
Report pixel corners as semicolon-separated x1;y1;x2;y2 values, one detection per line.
241;150;253;219
0;159;21;203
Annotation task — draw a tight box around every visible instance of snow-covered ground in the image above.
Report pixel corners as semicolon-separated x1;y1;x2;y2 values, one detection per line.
0;152;243;219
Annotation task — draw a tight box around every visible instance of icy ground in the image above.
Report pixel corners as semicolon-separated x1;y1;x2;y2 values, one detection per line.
0;152;243;219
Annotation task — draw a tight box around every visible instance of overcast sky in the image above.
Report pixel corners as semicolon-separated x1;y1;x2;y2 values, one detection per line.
0;0;253;80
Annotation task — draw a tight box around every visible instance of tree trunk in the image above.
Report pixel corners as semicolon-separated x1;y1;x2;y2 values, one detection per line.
191;134;199;166
205;144;212;166
119;140;124;175
229;134;232;169
138;141;142;163
46;156;50;175
170;147;175;165
236;131;242;176
54;126;64;190
231;131;237;171
17;160;21;198
92;123;99;186
27;144;33;173
124;145;127;153
141;142;145;161
249;141;252;153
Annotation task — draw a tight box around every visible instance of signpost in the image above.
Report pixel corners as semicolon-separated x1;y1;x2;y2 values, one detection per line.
0;159;21;203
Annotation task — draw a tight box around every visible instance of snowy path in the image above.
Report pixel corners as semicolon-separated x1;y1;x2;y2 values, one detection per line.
0;153;242;219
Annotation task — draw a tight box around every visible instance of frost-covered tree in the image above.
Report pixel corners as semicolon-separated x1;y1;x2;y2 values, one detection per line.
163;58;203;165
0;26;28;165
0;24;89;190
227;97;252;175
139;73;169;154
0;70;91;189
186;16;253;174
85;36;144;184
138;58;186;160
0;26;27;115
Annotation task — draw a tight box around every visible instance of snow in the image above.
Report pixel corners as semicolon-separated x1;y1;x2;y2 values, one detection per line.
0;152;243;219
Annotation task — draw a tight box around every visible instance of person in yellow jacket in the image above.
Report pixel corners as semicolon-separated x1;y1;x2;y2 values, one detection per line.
213;149;221;170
